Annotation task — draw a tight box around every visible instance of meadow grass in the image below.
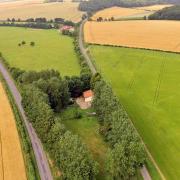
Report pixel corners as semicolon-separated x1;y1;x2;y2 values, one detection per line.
0;27;80;76
90;45;180;180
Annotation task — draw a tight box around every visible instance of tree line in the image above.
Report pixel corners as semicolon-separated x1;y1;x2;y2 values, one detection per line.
78;0;168;13
0;22;54;29
149;5;180;20
6;17;75;25
92;75;146;179
0;18;75;30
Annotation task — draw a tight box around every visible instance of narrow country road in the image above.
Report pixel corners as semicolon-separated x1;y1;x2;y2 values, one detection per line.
79;19;153;180
79;19;97;75
0;61;53;180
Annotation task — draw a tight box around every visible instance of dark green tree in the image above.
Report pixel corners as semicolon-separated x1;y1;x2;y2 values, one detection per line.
55;131;99;180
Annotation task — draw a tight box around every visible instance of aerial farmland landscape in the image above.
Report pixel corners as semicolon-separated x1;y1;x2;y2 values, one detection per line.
0;0;180;180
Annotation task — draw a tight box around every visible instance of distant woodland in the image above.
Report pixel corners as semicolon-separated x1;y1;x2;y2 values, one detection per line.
149;5;180;20
79;0;180;12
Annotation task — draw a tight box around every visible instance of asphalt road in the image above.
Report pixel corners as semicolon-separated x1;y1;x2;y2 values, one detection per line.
0;61;53;180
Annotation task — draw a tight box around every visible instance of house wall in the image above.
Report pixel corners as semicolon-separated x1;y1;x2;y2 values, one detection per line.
85;96;93;102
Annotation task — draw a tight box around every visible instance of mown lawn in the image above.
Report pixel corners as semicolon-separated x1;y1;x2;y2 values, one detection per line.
90;45;180;180
0;27;80;76
60;106;108;180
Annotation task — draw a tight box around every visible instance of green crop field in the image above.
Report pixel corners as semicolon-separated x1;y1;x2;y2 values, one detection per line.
0;27;80;76
90;45;180;180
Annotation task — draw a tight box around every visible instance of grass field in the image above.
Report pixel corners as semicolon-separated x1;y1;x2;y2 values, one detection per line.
60;106;108;180
90;45;180;180
0;82;27;180
0;27;80;76
92;4;172;20
0;0;84;22
84;20;180;53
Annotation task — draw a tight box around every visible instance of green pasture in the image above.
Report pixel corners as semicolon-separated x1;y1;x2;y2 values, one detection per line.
0;27;80;76
90;45;180;180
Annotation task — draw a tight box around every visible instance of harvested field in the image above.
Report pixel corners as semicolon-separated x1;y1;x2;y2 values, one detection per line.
135;4;172;11
0;82;26;180
84;20;180;53
92;4;172;20
92;7;147;20
0;0;83;22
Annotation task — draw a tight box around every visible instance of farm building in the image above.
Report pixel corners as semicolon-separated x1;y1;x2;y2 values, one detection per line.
83;90;94;102
60;25;75;33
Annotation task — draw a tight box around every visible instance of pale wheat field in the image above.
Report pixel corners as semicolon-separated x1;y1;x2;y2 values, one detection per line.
84;20;180;53
0;83;26;180
0;0;83;22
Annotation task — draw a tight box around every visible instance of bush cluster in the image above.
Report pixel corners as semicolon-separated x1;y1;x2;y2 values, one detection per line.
18;41;35;47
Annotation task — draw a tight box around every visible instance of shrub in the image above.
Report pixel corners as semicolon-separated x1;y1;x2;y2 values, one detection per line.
30;42;35;46
22;41;26;45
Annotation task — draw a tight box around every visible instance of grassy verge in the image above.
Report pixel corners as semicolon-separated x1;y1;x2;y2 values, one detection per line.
0;74;40;180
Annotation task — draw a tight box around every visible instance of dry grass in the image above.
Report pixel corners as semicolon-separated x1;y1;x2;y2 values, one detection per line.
0;83;26;180
0;0;83;22
92;4;172;20
84;20;180;53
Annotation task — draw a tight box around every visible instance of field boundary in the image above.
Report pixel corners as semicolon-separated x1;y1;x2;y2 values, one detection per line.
79;20;166;180
86;42;180;55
